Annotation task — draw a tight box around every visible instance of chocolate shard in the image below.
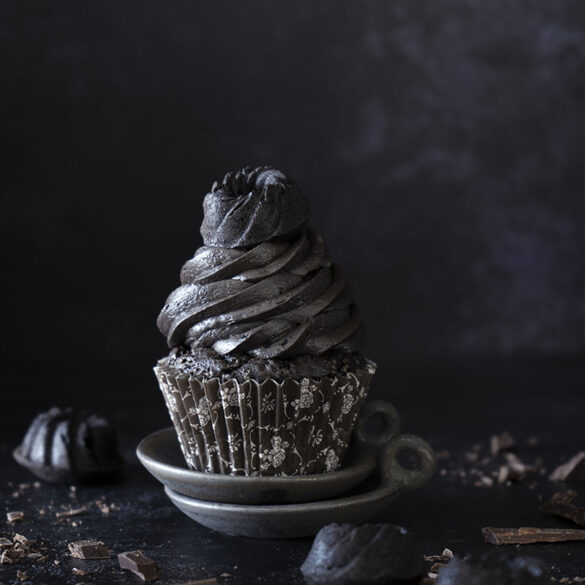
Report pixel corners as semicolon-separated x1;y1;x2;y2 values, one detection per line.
550;452;585;482
490;432;516;455
425;548;454;563
14;534;35;550
1;549;22;565
118;550;159;582
301;523;426;585
482;526;585;545
68;540;110;559
435;551;551;584
541;491;585;527
56;506;88;518
551;490;578;505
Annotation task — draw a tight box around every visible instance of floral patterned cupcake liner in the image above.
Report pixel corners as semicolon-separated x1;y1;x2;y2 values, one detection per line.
154;360;376;476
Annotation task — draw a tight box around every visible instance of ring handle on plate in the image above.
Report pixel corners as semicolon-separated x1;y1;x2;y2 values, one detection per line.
379;434;437;492
355;400;402;448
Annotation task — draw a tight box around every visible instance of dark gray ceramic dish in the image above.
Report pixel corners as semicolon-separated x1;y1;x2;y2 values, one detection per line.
138;428;378;504
163;432;437;538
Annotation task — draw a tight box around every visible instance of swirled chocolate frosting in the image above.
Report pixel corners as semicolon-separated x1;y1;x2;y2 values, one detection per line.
157;166;363;359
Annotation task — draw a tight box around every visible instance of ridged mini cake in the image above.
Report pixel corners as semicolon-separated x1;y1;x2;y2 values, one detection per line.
155;166;376;476
14;407;124;483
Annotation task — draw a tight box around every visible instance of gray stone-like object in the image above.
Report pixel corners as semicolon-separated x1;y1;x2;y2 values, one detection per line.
300;523;426;585
436;552;552;585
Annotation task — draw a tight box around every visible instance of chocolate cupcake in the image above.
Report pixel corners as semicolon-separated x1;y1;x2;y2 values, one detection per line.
155;167;376;476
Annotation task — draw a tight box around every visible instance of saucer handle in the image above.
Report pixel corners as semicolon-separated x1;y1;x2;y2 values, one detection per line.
379;434;436;492
355;400;401;448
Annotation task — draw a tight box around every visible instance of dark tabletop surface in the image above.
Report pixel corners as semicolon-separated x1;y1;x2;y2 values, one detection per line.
2;357;585;585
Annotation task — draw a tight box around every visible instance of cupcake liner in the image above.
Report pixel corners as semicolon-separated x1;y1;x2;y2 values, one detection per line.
154;360;376;476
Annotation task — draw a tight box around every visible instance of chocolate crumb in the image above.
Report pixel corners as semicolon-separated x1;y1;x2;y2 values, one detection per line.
430;562;448;572
7;511;24;523
425;549;454;563
68;540;110;559
490;432;516;455
16;570;28;582
72;567;90;576
56;506;87;518
118;550;159;581
1;549;21;564
550;453;585;483
541;491;585;527
95;500;111;515
14;534;35;550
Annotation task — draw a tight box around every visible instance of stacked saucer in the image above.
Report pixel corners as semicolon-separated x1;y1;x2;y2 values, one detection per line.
137;400;436;538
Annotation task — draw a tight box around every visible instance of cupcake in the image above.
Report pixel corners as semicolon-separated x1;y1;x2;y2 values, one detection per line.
155;167;376;476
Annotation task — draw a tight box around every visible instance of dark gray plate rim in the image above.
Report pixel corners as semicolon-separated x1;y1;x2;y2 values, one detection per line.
163;476;395;514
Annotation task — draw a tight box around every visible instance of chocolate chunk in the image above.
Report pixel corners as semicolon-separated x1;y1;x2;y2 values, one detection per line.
482;526;585;545
301;523;426;585
68;540;110;559
118;550;159;581
13;407;124;484
490;432;516;455
550;452;585;482
1;549;23;564
425;548;454;563
7;511;24;523
436;552;551;584
541;491;585;527
14;534;35;550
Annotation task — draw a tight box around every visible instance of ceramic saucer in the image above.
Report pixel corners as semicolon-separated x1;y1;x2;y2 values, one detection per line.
163;432;437;538
138;427;377;505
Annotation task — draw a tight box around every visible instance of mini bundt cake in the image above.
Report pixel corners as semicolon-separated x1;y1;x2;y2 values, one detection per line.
13;407;124;483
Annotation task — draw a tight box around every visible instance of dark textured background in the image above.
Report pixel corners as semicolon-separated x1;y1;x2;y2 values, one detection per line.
2;5;585;583
2;1;585;403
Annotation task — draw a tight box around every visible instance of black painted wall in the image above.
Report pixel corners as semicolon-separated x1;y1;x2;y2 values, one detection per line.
2;1;585;389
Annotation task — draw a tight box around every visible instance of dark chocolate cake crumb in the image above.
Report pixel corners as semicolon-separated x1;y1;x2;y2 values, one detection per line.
161;347;367;383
